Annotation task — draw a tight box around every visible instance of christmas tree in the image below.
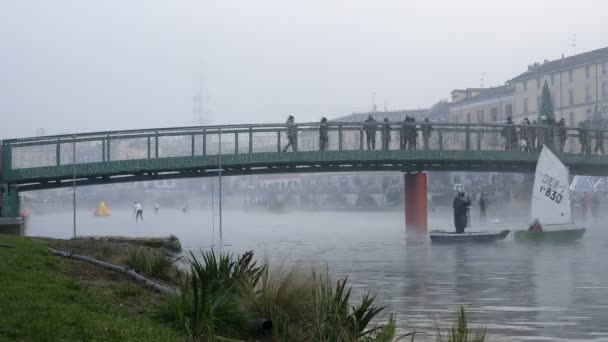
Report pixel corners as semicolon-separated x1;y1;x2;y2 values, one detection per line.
539;79;555;124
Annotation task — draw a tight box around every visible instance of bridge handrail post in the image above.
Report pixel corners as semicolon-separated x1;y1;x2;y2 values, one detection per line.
359;127;364;151
102;138;107;162
248;127;253;154
106;135;111;161
202;128;207;156
147;136;151;159
438;129;443;151
338;124;343;151
277;129;281;153
191;133;195;157
155;132;159;159
465;125;471;151
3;142;12;176
477;128;482;150
56;138;61;166
234;131;238;154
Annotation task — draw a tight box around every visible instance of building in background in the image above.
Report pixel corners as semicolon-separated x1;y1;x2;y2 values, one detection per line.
508;47;608;125
449;86;514;124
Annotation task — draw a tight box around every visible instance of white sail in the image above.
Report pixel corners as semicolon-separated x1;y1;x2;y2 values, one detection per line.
530;146;571;225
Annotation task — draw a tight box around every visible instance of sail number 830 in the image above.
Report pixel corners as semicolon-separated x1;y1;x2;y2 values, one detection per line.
539;186;563;204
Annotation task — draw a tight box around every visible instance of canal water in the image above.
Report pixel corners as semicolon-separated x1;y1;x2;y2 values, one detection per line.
24;207;608;341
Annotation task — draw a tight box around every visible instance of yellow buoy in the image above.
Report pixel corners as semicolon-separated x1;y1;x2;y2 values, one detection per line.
94;201;111;217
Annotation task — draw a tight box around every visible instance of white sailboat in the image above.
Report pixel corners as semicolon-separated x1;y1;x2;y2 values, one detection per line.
514;146;586;241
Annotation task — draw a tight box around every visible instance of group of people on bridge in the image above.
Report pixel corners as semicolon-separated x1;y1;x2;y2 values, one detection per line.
503;115;607;154
281;114;433;152
280;114;608;155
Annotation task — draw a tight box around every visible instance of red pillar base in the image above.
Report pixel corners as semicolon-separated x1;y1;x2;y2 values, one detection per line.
404;173;428;233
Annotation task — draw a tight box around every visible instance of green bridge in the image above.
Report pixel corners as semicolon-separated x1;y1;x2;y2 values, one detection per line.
1;121;608;218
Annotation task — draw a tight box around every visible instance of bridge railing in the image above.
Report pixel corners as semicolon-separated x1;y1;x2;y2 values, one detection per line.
1;122;605;172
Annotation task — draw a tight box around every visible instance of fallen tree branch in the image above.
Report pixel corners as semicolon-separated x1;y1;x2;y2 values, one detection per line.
47;246;177;295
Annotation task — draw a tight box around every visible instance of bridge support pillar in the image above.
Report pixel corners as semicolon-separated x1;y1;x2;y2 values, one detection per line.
0;183;20;219
404;173;427;234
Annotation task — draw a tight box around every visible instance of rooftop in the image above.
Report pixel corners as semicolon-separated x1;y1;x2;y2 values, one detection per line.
451;85;514;106
512;46;608;81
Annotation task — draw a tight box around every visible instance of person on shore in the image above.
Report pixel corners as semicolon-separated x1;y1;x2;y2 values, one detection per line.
529;218;543;232
364;115;377;150
421;118;432;149
282;115;297;152
182;205;190;215
133;201;143;223
154;203;159;214
453;192;471;233
479;192;487;223
381;118;391;150
319;117;328;151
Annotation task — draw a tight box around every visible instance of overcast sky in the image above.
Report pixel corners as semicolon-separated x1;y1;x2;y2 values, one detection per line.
1;0;607;138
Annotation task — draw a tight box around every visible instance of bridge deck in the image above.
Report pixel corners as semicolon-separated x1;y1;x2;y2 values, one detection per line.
2;122;608;191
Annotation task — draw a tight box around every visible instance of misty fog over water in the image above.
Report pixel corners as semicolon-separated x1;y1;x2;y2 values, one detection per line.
23;194;608;341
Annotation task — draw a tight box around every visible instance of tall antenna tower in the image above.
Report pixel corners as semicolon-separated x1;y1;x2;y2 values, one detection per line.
569;34;577;55
193;72;204;125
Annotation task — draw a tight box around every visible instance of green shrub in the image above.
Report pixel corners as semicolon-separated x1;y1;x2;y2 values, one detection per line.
127;247;176;279
436;307;487;342
161;250;395;341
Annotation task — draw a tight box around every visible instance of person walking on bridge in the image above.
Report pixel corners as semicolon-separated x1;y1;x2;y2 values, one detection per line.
364;115;377;150
502;116;517;151
381;118;391;150
579;120;590;154
557;118;567;152
407;117;418;150
400;116;410;150
594;117;605;155
319;117;329;151
520;117;532;151
282;115;297;152
421;118;432;149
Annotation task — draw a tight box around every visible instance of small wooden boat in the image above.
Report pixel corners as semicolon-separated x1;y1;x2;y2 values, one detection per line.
514;228;586;242
514;147;586;243
429;230;510;244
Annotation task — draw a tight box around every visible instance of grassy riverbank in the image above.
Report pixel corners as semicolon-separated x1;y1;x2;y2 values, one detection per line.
0;234;182;341
0;234;487;341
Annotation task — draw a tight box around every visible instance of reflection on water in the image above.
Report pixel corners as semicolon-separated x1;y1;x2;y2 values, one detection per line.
24;208;608;341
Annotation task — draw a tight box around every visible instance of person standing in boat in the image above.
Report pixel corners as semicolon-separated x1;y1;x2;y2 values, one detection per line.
453;192;471;233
